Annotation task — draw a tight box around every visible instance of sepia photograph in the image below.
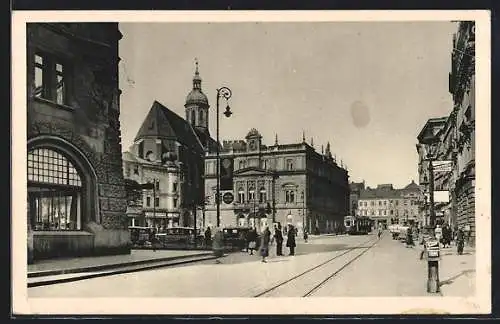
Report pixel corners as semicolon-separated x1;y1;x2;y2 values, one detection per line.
11;10;490;315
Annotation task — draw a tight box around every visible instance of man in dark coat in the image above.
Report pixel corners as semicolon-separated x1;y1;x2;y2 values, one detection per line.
260;227;271;262
274;224;284;256
286;224;297;256
204;227;212;248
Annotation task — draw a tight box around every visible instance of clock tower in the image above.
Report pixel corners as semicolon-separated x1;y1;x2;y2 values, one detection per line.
245;128;262;152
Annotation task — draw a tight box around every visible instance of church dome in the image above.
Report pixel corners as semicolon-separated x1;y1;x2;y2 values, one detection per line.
185;89;209;106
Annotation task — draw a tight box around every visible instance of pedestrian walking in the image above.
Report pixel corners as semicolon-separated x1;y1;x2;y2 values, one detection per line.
274;224;284;256
212;227;224;263
456;227;465;255
247;227;257;255
377;227;382;239
435;224;443;247
204;227;212;248
286;224;297;256
260;227;271;262
303;229;309;243
405;227;414;248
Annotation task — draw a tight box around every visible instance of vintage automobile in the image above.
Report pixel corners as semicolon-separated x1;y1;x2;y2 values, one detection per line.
155;227;204;247
129;226;153;246
222;227;255;250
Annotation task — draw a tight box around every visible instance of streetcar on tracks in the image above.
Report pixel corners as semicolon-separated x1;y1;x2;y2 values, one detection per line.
344;216;373;235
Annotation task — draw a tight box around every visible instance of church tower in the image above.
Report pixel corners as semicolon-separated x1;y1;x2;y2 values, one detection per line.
185;59;210;133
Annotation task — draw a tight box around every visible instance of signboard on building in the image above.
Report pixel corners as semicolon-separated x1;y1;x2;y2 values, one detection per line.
144;212;167;218
222;192;234;204
425;191;450;203
432;160;452;173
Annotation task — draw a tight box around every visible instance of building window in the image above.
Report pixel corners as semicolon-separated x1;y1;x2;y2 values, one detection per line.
359;201;363;206
173;198;178;208
191;110;196;125
378;201;381;206
370;201;374;206
259;187;267;203
249;188;256;202
155;197;160;207
239;160;246;169
395;200;399;206
390;210;394;215
364;202;367;207
34;53;69;105
262;160;267;169
286;159;294;171
146;196;151;207
285;190;295;203
199;110;204;125
133;165;139;175
155;180;160;191
384;201;387;206
383;210;386;216
27;148;83;231
238;188;245;203
173;183;178;192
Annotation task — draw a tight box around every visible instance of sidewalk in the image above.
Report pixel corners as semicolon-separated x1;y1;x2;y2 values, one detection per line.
436;244;476;296
28;249;212;277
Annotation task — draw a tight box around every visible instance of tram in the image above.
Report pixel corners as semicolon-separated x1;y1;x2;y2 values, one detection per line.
344;216;373;235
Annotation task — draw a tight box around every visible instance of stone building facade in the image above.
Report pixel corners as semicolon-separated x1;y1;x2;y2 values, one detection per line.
357;182;422;228
27;23;129;261
204;131;349;235
416;22;475;245
349;181;365;216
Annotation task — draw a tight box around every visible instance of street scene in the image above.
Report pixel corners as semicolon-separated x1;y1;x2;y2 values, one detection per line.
23;17;478;304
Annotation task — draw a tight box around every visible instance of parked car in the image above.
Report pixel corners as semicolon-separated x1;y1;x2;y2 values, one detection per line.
222;227;254;250
155;227;203;247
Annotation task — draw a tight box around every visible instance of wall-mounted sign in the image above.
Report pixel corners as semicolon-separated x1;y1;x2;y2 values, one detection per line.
144;212;167;218
222;192;234;204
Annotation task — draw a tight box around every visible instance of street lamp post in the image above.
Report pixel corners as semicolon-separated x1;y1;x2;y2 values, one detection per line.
216;86;233;228
301;190;305;233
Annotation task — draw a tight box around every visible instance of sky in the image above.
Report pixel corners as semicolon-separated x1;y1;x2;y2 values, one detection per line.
117;21;457;189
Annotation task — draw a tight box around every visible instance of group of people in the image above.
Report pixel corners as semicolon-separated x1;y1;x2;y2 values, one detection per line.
245;224;298;263
434;224;453;248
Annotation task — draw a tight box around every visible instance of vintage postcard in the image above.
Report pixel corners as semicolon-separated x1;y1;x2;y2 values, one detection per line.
11;10;491;315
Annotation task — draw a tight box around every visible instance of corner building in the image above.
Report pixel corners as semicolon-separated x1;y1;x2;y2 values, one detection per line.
27;23;129;261
204;132;349;234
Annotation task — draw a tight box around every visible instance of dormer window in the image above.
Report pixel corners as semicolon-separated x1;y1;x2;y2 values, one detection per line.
286;159;294;171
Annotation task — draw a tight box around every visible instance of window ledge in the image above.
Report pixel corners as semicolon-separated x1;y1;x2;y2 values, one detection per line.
34;97;75;112
33;231;93;236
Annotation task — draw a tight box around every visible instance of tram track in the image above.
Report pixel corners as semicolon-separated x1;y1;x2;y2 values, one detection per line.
253;235;380;298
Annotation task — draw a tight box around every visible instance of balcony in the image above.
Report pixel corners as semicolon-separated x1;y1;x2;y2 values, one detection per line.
233;201;269;212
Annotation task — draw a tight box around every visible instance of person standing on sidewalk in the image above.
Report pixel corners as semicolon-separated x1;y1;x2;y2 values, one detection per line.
274;224;284;256
212;227;225;263
303;229;309;243
260;227;271;263
378;226;383;239
204;227;212;248
286;224;297;256
247;227;257;255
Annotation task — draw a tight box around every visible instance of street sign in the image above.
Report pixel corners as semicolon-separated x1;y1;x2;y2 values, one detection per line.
222;192;234;204
432;160;452;173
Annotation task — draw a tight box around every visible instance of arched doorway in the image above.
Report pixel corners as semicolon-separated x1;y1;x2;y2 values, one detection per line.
27;136;98;231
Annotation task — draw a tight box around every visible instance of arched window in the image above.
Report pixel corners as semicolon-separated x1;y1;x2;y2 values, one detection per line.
238;188;245;203
27;147;83;231
191;110;196;125
259;187;267;203
199;110;204;125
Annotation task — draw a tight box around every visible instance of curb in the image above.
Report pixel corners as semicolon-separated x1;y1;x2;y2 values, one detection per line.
28;252;213;278
28;254;220;288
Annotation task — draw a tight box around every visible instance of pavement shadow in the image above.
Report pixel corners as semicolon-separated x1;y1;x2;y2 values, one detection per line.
265;259;290;263
439;269;475;287
442;252;473;256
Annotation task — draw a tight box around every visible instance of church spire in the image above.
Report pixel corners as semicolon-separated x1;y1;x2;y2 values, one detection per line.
192;58;202;90
325;141;332;159
310;137;314;148
302;131;306;143
275;133;278;145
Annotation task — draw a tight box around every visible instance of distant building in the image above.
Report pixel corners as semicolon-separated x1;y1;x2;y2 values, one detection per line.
122;63;216;229
349;181;365;216
357;181;422;228
27;23;129;261
204;132;349;234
